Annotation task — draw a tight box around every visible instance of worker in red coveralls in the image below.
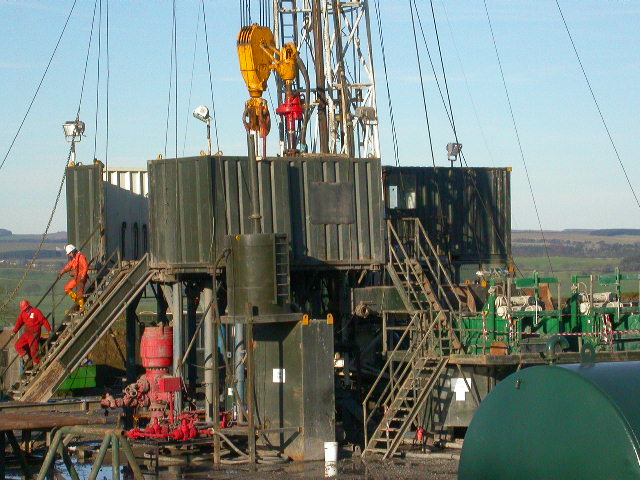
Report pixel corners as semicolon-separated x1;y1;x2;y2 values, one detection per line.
58;244;89;309
13;300;51;364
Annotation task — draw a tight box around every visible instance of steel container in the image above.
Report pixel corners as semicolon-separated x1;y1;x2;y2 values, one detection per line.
148;155;385;270
383;166;511;281
66;163;149;264
459;361;640;480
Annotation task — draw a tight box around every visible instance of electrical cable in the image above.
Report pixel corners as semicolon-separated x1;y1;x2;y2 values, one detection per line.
408;0;436;167
202;0;221;152
555;0;640;212
373;0;400;166
483;0;554;275
0;0;78;174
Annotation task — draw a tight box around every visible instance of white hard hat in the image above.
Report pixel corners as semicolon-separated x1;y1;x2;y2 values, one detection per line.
65;244;76;255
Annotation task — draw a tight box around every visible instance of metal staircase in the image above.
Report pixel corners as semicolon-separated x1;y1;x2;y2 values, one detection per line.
13;254;152;402
362;219;464;458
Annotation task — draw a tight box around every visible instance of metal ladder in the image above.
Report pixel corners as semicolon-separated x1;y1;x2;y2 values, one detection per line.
13;254;152;402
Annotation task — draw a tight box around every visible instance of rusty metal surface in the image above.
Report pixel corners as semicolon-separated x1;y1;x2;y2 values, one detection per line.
0;411;108;431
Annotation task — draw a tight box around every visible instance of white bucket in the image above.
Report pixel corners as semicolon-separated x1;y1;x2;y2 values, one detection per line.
324;441;338;477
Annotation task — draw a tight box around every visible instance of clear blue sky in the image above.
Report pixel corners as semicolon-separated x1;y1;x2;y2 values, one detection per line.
0;1;638;234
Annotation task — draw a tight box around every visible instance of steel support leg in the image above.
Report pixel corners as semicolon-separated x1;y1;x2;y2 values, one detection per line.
172;282;184;413
203;282;215;423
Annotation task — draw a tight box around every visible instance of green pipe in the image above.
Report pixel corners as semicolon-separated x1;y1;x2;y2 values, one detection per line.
58;442;79;480
88;434;111;480
36;429;63;480
119;435;145;480
112;434;120;480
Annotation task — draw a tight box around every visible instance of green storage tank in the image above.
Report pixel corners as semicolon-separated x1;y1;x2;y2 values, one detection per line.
459;361;640;480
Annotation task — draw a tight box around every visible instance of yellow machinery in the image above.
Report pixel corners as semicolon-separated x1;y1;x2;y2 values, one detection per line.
237;24;304;155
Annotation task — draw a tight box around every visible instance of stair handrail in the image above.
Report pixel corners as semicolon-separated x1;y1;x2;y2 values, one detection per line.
413;218;463;307
3;248;125;391
363;310;443;448
387;221;430;311
21;254;152;401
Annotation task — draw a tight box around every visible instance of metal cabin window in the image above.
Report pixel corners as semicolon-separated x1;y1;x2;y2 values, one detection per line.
120;222;127;259
133;222;140;259
142;224;148;252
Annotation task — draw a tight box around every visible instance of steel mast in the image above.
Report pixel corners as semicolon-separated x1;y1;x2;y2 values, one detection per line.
273;0;380;158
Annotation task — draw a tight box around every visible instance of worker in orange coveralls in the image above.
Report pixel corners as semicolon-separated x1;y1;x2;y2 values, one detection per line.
58;244;89;308
13;300;51;364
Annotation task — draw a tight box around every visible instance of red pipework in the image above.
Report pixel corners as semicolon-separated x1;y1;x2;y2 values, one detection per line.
276;93;304;154
102;326;179;418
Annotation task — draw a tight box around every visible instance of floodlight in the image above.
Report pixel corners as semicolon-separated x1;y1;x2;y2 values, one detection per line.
193;105;210;123
63;119;85;142
447;142;462;158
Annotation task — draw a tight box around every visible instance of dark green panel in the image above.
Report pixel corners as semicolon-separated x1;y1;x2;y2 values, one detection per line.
148;155;385;269
459;363;640;480
66;164;103;262
253;320;335;461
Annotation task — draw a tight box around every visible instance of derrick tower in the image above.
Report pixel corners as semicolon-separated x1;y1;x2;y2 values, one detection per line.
273;0;380;158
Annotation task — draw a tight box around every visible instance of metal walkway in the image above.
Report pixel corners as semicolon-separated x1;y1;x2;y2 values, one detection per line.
13;254;152;402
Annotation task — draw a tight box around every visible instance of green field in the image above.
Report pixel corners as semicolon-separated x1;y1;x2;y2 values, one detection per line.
0;267;69;326
514;256;640;298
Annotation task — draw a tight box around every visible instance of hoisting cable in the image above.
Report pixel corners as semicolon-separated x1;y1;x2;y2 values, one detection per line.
408;0;436;167
202;0;221;152
555;0;640;212
373;0;400;166
483;0;554;275
0;0;99;314
0;0;78;174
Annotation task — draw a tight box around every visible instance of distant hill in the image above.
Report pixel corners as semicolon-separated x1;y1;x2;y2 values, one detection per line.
0;229;11;237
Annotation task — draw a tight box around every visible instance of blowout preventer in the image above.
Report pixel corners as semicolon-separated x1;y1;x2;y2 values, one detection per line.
101;325;181;418
237;24;307;156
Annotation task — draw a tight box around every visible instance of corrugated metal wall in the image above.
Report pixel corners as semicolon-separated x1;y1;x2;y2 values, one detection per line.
66;164;149;263
383;166;511;265
149;155;385;269
66;165;104;262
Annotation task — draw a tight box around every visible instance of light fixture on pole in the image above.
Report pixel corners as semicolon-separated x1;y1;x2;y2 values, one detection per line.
446;142;462;168
193;105;212;156
63;118;85;166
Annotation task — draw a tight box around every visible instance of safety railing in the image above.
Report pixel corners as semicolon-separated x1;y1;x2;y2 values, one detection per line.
363;310;447;449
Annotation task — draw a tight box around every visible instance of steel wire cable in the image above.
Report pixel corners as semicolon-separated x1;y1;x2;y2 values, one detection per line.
93;0;103;161
483;0;554;275
414;1;522;276
105;0;110;170
202;0;221;152
0;0;78;174
408;0;436;167
182;7;201;156
373;0;400;166
555;0;640;212
0;0;100;314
